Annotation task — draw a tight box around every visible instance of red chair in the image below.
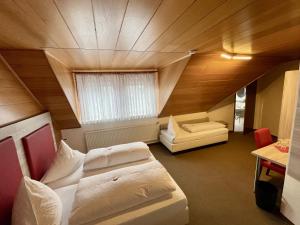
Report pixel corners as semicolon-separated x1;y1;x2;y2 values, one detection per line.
254;128;286;176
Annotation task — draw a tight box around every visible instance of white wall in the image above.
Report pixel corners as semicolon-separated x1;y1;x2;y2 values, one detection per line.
62;118;158;153
281;69;300;224
208;95;235;131
254;61;299;136
64;107;234;153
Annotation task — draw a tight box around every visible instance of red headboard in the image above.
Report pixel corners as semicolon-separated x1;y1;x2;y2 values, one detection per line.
22;124;56;181
0;137;23;225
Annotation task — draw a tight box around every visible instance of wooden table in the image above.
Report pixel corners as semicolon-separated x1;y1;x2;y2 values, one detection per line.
251;141;289;191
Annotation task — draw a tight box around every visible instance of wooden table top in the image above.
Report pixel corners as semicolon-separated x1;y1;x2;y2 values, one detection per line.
251;141;290;167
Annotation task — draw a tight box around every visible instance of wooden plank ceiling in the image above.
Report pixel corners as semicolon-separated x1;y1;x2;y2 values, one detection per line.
0;0;299;70
160;54;288;117
0;0;299;120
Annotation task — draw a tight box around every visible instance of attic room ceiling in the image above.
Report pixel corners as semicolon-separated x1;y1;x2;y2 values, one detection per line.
0;0;300;70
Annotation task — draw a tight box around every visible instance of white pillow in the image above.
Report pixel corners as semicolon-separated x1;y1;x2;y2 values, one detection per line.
12;176;62;225
167;115;180;137
41;140;85;184
84;142;150;171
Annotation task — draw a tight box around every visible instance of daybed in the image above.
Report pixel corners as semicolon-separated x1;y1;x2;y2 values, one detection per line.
160;114;229;153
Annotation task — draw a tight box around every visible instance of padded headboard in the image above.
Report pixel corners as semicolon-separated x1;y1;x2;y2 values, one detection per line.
22;124;56;180
0;137;23;225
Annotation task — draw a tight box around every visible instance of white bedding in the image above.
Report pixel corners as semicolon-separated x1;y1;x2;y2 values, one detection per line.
70;162;176;225
47;154;155;189
161;127;228;144
55;179;188;225
182;121;225;133
84;142;150;172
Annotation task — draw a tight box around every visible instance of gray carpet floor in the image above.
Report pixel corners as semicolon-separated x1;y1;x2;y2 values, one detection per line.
149;133;292;225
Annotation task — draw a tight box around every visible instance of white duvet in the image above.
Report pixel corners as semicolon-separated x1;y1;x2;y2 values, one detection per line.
182;121;225;133
84;142;150;171
69;161;176;225
161;127;228;144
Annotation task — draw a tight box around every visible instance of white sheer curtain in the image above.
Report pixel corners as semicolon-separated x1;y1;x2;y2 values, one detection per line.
76;72;157;124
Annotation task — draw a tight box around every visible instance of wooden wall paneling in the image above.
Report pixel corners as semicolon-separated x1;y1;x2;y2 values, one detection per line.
45;53;80;121
0;55;43;127
158;56;191;113
160;53;288;117
0;50;80;129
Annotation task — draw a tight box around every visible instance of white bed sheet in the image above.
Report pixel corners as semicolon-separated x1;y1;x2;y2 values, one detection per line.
55;180;188;225
161;127;228;144
47;154;156;189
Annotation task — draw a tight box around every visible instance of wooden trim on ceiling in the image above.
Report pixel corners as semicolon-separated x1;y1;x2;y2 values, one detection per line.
72;72;81;122
73;69;158;73
160;53;191;68
0;111;47;129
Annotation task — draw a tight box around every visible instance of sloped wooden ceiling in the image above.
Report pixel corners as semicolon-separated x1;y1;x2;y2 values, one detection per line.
0;0;299;120
0;0;299;69
0;55;43;126
0;50;80;129
158;56;191;114
159;54;288;117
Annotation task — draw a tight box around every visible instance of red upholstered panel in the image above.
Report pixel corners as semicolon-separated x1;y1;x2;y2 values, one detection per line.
0;137;23;225
22;124;56;181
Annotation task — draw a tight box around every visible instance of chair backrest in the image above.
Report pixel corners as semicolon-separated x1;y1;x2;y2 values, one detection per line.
254;128;273;148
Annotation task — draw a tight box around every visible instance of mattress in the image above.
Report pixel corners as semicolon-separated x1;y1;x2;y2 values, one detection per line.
47;154;156;189
161;127;228;144
55;180;189;225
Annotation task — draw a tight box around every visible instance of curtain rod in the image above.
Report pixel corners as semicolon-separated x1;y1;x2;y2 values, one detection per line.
73;69;158;73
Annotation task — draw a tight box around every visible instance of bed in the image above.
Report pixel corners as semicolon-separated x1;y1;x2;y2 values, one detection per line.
160;116;229;153
22;124;156;189
56;179;188;225
18;124;189;225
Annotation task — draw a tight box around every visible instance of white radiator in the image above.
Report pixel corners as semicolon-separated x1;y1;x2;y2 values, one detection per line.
85;122;159;150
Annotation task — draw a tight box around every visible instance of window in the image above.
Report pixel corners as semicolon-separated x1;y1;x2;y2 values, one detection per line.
76;72;157;124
